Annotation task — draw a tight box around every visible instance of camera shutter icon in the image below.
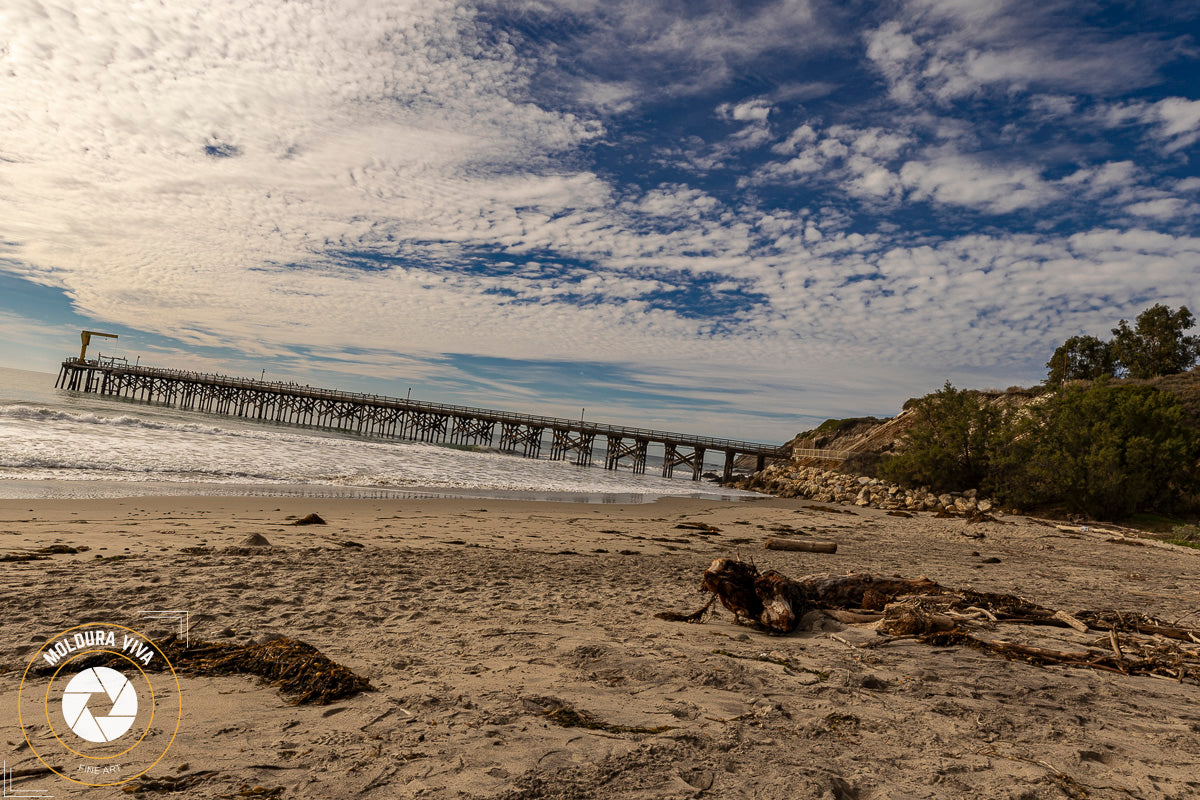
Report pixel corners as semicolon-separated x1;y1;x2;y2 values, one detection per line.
61;667;138;743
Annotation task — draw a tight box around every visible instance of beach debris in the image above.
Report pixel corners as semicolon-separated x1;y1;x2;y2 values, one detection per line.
525;696;675;735
240;533;272;547
38;636;371;705
763;537;837;553
121;770;218;794
675;522;722;534
162;637;371;704
40;543;82;553
0;543;84;561
121;772;284;798
0;552;50;562
291;513;326;526
659;558;1200;683
1053;610;1090;633
802;504;856;515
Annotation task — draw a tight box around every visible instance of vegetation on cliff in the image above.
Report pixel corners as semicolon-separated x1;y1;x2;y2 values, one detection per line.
772;305;1200;520
879;380;1199;519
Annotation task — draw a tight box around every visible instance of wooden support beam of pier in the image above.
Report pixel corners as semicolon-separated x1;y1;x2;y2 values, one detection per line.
451;416;495;446
500;422;544;458
550;428;595;466
604;436;648;474
407;411;449;443
663;443;707;481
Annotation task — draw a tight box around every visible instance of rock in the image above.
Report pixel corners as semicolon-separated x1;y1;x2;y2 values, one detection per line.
977;498;993;513
292;513;327;526
240;532;272;546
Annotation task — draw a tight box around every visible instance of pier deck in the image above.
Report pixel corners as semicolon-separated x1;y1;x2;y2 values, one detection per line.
56;359;791;480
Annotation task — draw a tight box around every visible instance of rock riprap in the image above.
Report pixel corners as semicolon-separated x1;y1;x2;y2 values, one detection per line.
728;463;995;514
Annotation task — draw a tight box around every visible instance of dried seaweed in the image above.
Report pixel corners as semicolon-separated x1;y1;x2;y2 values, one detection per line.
35;636;371;705
161;636;372;704
122;772;283;798
528;697;675;735
122;770;218;794
0;552;49;562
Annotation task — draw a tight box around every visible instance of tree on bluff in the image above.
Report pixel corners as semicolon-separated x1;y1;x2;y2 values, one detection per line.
1045;334;1115;385
1110;304;1200;380
1045;304;1200;384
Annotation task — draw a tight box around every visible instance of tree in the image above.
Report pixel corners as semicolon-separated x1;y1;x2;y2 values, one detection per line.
1110;304;1200;379
879;382;1014;494
1045;334;1115;385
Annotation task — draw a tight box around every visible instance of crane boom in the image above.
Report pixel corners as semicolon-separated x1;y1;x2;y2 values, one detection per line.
79;330;119;361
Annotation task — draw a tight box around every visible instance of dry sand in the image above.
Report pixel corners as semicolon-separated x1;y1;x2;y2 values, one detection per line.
2;495;1199;799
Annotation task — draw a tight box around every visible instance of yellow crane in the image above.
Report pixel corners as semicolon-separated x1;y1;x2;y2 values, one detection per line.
79;330;119;362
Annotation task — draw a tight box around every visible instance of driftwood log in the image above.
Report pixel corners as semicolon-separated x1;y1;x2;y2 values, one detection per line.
658;558;1200;683
763;537;837;553
674;557;940;633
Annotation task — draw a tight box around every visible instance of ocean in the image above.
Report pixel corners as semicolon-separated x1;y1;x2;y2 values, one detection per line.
0;366;758;502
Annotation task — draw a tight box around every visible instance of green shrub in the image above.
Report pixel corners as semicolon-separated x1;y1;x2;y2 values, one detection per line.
1170;524;1200;543
1012;381;1199;518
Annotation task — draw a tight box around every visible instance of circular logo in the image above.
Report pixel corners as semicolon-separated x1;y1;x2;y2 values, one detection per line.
62;666;139;743
18;623;182;787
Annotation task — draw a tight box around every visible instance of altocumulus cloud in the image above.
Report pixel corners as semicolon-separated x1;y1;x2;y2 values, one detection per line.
0;0;1198;441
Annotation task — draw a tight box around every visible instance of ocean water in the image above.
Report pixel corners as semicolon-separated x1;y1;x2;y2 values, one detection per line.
0;366;758;502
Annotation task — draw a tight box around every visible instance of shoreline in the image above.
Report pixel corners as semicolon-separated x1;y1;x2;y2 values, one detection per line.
0;477;758;504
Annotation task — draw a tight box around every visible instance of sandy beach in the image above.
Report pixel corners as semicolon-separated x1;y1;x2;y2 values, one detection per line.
3;494;1200;799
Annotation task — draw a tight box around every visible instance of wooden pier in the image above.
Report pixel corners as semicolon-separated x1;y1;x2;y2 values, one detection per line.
56;359;791;481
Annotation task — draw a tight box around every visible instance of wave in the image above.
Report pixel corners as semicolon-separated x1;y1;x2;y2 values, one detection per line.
0;457;288;482
0;404;228;435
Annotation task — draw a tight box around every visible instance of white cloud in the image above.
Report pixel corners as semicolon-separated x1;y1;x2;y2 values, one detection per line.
1106;96;1200;152
495;0;839;108
1126;198;1193;220
865;1;1176;104
899;155;1057;213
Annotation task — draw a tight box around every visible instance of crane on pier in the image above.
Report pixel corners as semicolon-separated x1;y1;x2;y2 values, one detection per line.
79;330;118;362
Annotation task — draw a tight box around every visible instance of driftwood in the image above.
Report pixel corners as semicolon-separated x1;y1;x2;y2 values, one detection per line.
659;558;1200;683
682;557;940;633
764;537;837;553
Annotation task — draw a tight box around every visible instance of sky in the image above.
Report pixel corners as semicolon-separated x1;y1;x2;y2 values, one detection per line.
1;0;1198;442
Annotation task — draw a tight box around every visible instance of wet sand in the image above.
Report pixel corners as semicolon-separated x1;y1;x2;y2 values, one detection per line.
3;495;1199;798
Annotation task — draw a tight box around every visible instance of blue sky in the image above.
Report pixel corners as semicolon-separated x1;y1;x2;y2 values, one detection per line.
1;0;1198;442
